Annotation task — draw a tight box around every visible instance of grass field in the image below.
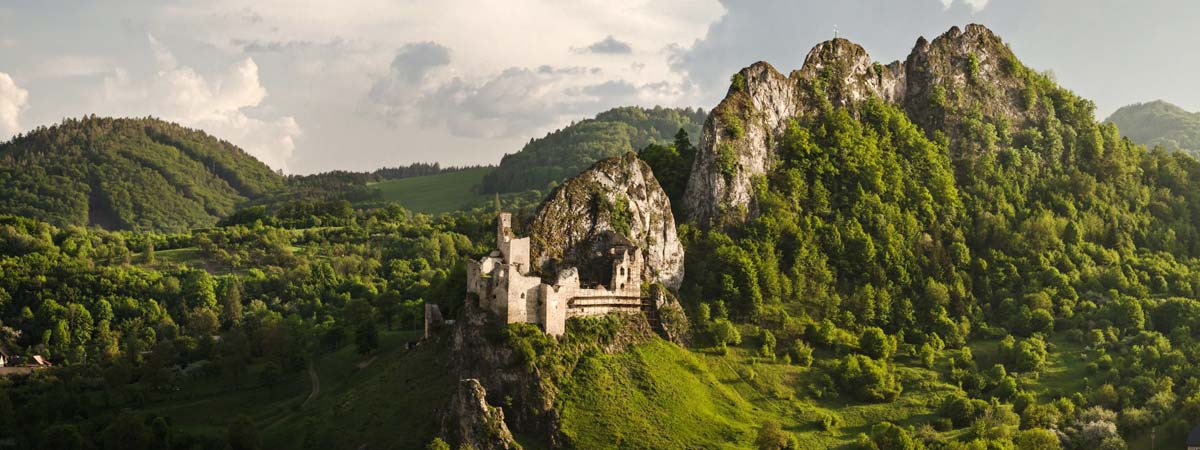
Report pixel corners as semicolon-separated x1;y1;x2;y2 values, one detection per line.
553;334;965;450
369;167;495;214
139;330;449;450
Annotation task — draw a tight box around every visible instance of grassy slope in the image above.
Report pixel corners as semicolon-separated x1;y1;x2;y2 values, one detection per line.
369;167;494;214
556;337;961;449
140;330;450;450
555;331;1107;449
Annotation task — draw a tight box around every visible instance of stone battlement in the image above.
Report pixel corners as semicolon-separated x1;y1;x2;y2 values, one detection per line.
465;212;649;336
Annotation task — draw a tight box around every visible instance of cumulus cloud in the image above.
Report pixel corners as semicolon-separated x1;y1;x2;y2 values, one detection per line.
387;42;452;82
0;72;29;140
940;0;991;12
668;0;986;107
368;50;691;139
574;35;633;54
100;35;301;171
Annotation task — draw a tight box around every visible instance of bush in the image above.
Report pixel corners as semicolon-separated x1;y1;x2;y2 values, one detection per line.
755;419;789;450
789;340;814;367
940;395;987;427
859;327;894;359
731;72;748;93
711;319;742;347
818;412;841;431
837;354;902;402
760;329;777;359
866;422;921;450
1015;428;1061;450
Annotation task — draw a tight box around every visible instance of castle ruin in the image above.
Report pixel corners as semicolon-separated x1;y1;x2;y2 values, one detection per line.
465;212;649;336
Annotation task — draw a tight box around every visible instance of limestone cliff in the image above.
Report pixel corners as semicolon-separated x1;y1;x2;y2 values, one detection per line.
441;379;521;450
529;152;685;289
684;24;1044;227
444;300;564;447
441;299;667;449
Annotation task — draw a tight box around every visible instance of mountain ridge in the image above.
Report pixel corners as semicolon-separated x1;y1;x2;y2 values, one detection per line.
684;23;1046;227
1105;99;1200;156
0;116;284;232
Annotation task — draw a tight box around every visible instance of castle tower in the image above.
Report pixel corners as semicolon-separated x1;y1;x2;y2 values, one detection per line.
610;246;642;293
496;212;530;274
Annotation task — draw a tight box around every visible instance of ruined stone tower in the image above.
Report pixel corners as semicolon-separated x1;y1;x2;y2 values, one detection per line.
465;212;650;336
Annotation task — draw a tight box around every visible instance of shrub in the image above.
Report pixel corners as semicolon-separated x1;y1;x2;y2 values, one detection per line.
789;340;814;367
867;422;921;450
716;143;739;180
755;419;789;450
760;329;777;359
940;395;987;427
1014;428;1061;450
837;354;902;402
711;319;742;347
731;72;748;93
859;327;894;359
818;412;841;431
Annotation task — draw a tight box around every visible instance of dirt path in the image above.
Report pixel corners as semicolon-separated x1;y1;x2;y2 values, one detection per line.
261;363;320;432
356;355;378;369
301;361;320;408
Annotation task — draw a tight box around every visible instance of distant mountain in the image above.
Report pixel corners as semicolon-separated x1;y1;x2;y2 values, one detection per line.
480;106;705;194
1105;100;1200;156
0;116;284;232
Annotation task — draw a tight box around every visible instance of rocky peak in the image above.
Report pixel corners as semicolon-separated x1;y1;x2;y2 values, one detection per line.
441;379;520;450
684;23;1035;228
529;152;685;289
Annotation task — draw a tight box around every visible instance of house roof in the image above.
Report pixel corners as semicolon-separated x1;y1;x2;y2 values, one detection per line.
1188;426;1200;446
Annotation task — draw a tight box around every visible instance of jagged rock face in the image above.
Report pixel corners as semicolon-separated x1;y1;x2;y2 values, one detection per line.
903;24;1034;137
684;23;1037;228
529;152;685;289
446;301;564;447
441;379;520;450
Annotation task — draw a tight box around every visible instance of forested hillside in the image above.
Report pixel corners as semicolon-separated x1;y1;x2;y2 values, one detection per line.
480;106;705;193
0;117;284;232
671;24;1200;449
10;22;1200;450
1106;100;1200;156
0;204;487;449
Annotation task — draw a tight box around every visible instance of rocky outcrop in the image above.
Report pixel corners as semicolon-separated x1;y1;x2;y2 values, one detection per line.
684;24;1041;228
441;296;669;448
444;300;564;447
441;379;521;450
529;152;685;289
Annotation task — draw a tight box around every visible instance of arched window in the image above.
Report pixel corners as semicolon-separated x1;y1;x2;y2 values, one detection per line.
521;293;526;299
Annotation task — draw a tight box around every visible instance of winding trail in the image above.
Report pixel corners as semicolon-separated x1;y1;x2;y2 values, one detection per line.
301;361;320;408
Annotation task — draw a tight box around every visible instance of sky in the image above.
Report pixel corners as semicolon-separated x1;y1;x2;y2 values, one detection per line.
0;0;1197;174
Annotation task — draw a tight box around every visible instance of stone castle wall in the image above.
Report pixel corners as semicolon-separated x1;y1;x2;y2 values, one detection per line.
465;212;652;336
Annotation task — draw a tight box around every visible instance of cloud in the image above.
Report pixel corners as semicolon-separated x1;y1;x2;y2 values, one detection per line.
575;35;633;54
384;42;452;83
99;35;301;171
369;56;692;139
940;0;991;13
668;0;984;107
0;72;29;140
32;55;112;78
